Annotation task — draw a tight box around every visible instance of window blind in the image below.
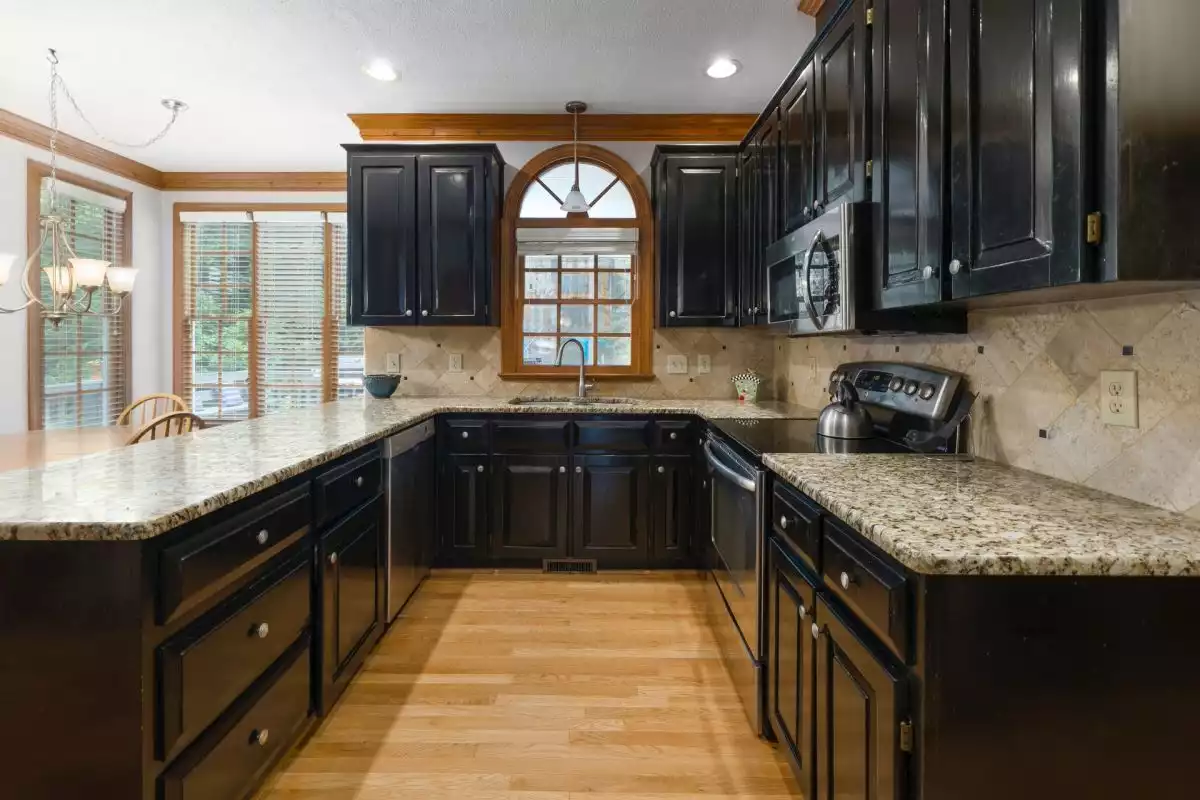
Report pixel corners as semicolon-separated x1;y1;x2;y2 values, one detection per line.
39;180;130;429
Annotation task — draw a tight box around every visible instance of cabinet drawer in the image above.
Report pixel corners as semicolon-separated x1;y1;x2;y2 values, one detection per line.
158;484;311;625
772;482;823;572
493;420;570;453
443;419;490;453
654;419;695;453
160;636;311;800
822;519;909;661
158;552;311;759
314;448;382;527
574;420;652;452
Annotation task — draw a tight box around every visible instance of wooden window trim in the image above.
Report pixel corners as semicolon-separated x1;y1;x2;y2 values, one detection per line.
26;160;133;431
172;203;349;417
500;144;655;380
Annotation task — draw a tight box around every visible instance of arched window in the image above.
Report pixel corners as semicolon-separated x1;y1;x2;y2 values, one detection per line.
501;145;653;378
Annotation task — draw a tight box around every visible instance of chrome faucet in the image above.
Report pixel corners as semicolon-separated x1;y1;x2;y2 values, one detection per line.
556;338;594;399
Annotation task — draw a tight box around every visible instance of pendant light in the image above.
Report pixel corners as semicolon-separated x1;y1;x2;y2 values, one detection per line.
560;101;590;214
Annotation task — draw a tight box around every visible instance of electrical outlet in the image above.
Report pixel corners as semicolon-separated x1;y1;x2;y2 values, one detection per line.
696;354;712;375
666;355;688;375
385;352;400;374
448;353;463;373
1100;370;1138;428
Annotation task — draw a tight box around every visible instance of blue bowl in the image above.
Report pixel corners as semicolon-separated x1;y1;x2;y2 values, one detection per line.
363;374;400;399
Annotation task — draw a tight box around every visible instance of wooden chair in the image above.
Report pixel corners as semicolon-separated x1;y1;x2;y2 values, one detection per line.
126;412;207;445
117;393;188;427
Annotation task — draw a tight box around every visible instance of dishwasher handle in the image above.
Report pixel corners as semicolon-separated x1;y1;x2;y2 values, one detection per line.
703;439;757;493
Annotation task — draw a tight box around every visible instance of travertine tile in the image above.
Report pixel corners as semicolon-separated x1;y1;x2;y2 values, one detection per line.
973;304;1068;385
1135;301;1200;404
1043;306;1122;394
985;353;1077;461
1085;403;1200;512
1086;292;1178;348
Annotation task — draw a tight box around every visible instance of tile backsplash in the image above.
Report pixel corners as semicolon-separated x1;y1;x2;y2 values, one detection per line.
364;327;776;401
773;290;1200;517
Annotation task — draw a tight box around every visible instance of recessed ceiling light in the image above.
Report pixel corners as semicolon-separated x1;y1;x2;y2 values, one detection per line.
706;58;741;79
364;59;398;82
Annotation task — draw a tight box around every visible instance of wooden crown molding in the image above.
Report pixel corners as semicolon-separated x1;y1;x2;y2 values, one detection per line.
349;113;756;143
0;108;165;188
159;172;347;191
797;0;827;16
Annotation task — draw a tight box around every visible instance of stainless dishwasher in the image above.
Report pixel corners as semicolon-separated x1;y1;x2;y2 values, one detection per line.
382;420;436;622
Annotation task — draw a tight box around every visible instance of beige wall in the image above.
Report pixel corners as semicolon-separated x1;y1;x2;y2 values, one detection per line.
365;327;777;401
773;290;1200;517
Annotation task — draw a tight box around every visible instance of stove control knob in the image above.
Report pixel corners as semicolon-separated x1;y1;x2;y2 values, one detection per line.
888;377;904;393
904;380;919;396
918;383;936;401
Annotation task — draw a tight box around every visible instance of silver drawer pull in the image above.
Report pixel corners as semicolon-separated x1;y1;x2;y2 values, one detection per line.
251;728;269;746
657;466;665;474
477;465;485;473
252;622;269;639
575;466;582;474
559;466;566;473
811;622;820;640
840;571;854;591
669;432;678;440
461;431;469;439
354;475;364;488
779;515;788;530
328;552;338;566
255;529;269;545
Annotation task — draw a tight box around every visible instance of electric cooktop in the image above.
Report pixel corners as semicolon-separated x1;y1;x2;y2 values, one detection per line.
710;417;915;459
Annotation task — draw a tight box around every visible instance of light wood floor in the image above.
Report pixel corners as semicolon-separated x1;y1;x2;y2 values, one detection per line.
256;571;800;800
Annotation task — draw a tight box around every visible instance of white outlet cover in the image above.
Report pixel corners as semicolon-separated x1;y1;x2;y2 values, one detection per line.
448;353;463;373
666;355;688;375
385;352;400;374
696;354;712;375
1100;370;1138;428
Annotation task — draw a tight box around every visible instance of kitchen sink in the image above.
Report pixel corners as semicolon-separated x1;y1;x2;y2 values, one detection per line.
506;396;640;406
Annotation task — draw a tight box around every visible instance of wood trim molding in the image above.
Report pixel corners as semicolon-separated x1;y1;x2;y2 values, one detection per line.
797;0;827;15
160;172;347;192
2;109;165;189
500;144;654;379
350;113;755;143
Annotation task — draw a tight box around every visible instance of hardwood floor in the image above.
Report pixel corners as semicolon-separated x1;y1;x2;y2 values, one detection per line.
256;571;800;799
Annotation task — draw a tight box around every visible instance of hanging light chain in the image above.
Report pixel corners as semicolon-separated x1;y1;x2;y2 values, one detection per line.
47;49;59;212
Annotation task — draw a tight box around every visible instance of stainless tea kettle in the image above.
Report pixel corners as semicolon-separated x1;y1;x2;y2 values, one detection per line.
817;380;874;439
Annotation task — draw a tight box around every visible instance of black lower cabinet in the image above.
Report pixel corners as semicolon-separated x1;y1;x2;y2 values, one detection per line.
768;539;818;800
813;594;908;800
439;453;490;564
317;496;385;713
492;455;570;562
571;455;651;568
651;455;694;567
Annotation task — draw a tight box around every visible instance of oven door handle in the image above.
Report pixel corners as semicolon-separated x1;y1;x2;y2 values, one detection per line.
703;440;757;493
800;229;826;332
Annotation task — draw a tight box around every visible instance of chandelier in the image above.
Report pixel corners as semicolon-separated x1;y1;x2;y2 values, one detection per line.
0;50;187;326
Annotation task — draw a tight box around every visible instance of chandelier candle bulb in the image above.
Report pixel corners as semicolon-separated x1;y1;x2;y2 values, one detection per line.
105;266;138;295
42;265;75;295
69;258;110;288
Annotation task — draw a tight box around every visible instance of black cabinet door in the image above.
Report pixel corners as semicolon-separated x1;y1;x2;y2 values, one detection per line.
318;497;384;712
738;144;759;324
814;0;869;213
658;155;739;327
347;154;418;325
813;595;908;800
492;455;570;562
748;115;781;326
873;0;947;309
768;539;818;799
571;456;651;568
781;64;817;236
650;455;694;567
417;155;491;324
948;0;1088;298
439;453;490;564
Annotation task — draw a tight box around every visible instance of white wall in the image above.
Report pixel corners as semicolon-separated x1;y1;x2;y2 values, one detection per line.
0;137;166;433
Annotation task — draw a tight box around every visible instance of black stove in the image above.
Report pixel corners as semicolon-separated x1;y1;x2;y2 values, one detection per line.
710;417;916;458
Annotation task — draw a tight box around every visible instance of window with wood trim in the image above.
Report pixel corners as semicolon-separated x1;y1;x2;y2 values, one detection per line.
176;207;361;422
501;145;654;378
27;163;132;430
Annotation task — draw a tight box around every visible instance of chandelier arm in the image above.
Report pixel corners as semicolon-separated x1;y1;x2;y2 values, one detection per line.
0;251;43;314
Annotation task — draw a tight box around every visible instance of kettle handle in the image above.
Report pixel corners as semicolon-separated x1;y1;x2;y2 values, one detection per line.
837;380;860;408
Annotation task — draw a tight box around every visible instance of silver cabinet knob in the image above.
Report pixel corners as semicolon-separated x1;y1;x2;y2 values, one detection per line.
255;529;269;545
575;466;583;474
476;465;484;473
421;310;429;317
840;571;853;590
251;728;269;746
799;604;807;619
354;476;364;488
922;265;934;280
404;309;413;317
811;622;820;640
779;515;788;530
803;205;811;216
949;258;963;275
701;480;707;489
253;622;269;639
461;431;469;439
559;466;566;474
668;311;677;318
669;432;678;440
328;552;338;565
657;466;665;474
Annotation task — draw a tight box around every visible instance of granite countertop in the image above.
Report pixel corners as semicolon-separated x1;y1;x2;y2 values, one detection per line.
0;397;815;543
763;453;1200;578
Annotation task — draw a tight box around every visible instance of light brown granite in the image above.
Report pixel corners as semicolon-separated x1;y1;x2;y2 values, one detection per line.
764;453;1200;577
0;397;816;543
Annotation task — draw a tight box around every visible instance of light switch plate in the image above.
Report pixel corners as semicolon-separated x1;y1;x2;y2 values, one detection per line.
1100;370;1138;428
666;355;688;375
696;354;712;375
448;353;463;373
385;352;400;374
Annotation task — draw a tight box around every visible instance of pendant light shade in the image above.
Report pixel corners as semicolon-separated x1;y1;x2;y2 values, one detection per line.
561;101;590;214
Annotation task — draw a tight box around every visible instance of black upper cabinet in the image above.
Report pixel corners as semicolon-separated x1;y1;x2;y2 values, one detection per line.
814;0;869;214
491;455;570;562
572;455;651;568
745;116;780;326
873;0;948;309
346;145;501;327
738;143;760;324
948;0;1088;298
781;63;817;236
653;147;739;327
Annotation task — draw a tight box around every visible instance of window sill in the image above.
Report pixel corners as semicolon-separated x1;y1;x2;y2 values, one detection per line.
498;371;655;382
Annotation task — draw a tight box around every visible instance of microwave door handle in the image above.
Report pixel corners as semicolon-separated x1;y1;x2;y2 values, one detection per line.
801;230;825;332
703;440;757;493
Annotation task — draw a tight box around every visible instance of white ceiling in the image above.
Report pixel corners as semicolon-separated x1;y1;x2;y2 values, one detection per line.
0;0;814;172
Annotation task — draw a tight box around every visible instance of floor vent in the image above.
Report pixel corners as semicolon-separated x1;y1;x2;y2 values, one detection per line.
543;558;598;574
